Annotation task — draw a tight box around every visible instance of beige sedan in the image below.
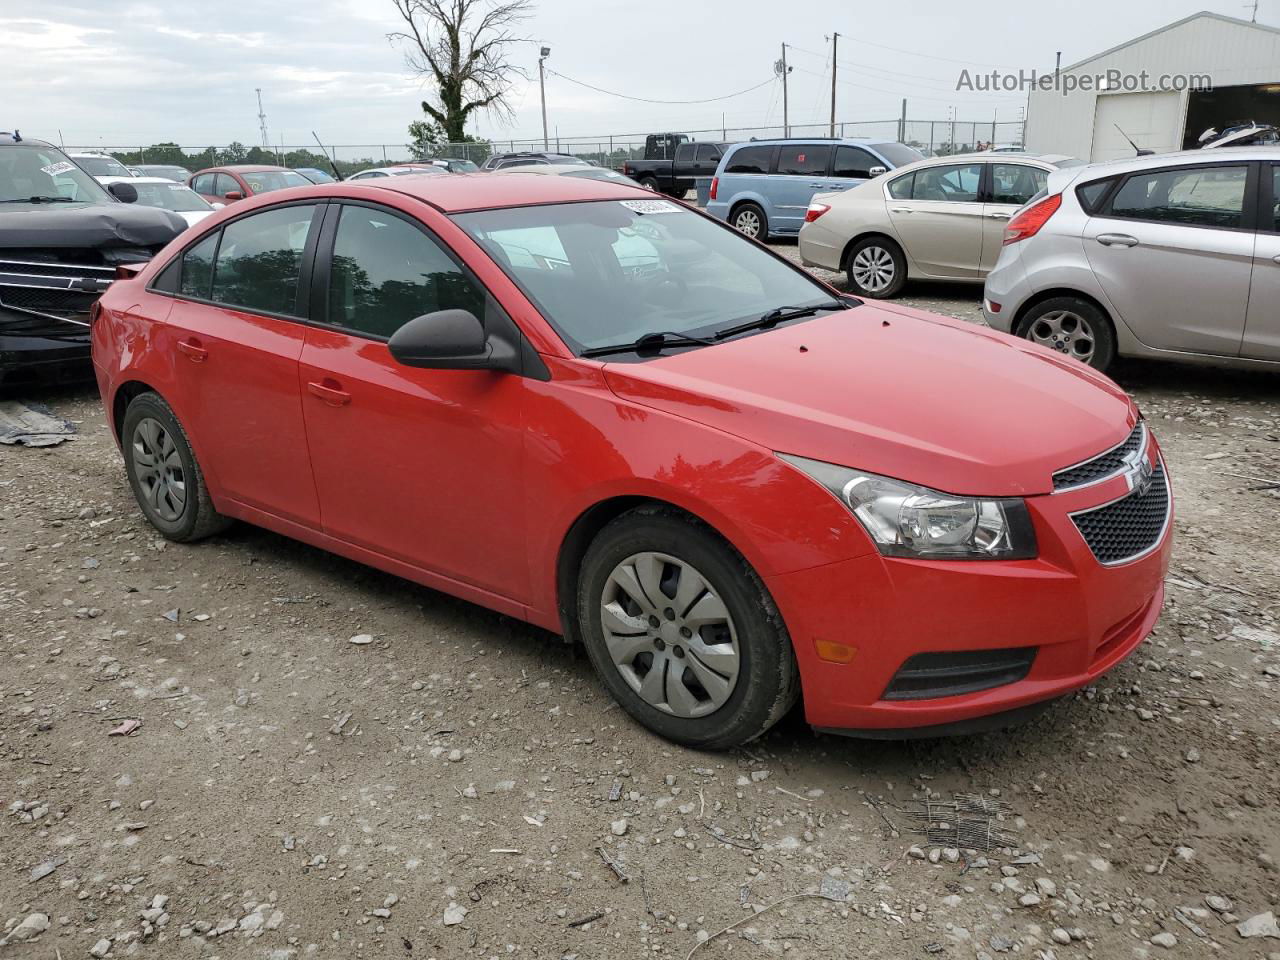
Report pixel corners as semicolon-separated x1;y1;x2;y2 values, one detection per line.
798;152;1078;298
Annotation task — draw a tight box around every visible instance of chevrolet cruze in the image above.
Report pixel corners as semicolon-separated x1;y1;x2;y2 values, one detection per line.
91;173;1173;748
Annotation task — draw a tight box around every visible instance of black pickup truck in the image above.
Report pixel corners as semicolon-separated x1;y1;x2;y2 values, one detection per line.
621;140;730;197
0;133;186;389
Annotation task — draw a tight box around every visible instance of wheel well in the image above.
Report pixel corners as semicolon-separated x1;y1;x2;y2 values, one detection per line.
728;198;764;220
111;380;159;442
840;232;902;273
1012;288;1115;335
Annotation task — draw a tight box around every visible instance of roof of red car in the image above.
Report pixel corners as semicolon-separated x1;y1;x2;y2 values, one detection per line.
193;164;292;174
367;171;647;213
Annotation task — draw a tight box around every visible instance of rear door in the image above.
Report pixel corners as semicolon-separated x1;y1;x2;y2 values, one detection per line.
1242;162;1280;359
886;162;985;277
980;162;1050;271
1082;162;1254;356
768;143;833;235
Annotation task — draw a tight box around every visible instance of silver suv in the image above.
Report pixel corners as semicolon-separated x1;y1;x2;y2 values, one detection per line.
983;148;1279;372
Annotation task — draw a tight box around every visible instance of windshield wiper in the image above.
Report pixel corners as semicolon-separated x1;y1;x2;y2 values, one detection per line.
712;300;849;341
580;330;715;359
0;196;78;204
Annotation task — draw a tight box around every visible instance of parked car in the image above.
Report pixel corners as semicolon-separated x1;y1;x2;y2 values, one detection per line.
622;140;728;196
985;147;1280;373
98;176;218;227
429;158;481;173
68;151;136;180
799;153;1079;298
92;173;1171;748
0;133;185;388
492;165;633;184
346;166;448;180
134;164;192;182
481;152;589;171
706;138;924;239
294;167;337;184
188;165;312;205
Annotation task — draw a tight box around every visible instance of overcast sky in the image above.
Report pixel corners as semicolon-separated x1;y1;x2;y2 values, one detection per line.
1;0;1274;151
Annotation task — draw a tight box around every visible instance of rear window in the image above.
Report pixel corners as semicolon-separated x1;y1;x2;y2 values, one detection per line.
724;145;774;175
871;143;925;168
777;144;831;177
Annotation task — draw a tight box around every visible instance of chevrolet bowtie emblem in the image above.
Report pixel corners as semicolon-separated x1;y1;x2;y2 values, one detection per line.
1122;446;1154;496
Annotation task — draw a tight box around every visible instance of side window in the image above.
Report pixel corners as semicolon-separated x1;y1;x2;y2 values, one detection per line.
327;206;486;339
209;204;317;316
191;174;215;194
887;173;915;200
1107;165;1248;229
674;143;696;163
695;144;719;162
990;164;1048;205
1272;166;1280;231
724;145;774;175
777;144;832;177
832;146;880;179
1076;177;1116;214
213;173;240;197
911;163;982;202
179;232;219;299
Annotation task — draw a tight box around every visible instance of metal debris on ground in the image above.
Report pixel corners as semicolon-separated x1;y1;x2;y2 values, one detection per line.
906;793;1015;850
0;400;77;446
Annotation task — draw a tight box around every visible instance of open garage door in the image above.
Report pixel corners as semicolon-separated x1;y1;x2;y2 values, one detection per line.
1090;91;1183;161
1183;83;1280;148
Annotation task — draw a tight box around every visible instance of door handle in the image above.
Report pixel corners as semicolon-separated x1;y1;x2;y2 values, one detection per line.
306;379;351;406
889;207;913;214
176;339;207;362
986;211;1012;219
1096;233;1139;247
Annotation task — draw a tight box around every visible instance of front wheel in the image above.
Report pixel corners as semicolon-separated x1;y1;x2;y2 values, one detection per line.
845;237;906;298
576;507;799;749
1015;297;1116;372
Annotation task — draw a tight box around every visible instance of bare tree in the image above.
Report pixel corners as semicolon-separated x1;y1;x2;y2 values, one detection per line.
389;0;532;143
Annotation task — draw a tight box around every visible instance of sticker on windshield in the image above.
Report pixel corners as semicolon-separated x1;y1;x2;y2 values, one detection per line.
40;161;76;176
619;199;680;215
167;183;189;190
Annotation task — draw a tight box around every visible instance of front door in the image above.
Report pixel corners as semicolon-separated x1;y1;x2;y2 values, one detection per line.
164;202;322;526
1243;163;1280;360
887;162;985;278
1083;162;1254;356
980;162;1049;272
823;144;883;195
298;202;529;601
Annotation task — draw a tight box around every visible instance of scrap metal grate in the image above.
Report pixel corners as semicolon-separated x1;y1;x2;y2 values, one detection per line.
906;793;1015;850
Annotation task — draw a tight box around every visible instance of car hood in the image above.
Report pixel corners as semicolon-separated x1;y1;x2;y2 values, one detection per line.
602;304;1137;497
0;202;187;249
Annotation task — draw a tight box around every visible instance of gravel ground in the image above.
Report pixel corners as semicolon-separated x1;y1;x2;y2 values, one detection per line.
2;255;1279;960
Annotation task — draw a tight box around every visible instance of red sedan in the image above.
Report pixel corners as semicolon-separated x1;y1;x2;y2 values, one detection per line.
90;174;1172;748
188;164;312;205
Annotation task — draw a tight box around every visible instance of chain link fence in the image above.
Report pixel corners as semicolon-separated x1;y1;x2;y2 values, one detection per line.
70;118;1026;175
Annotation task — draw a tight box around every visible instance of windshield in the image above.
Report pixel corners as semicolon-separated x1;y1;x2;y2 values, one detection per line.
548;156;588;165
0;144;113;203
297;168;334;183
74;155;134;177
131;181;212;213
139;166;190;181
454;199;837;354
240;170;311;193
449;160;480;172
872;143;926;168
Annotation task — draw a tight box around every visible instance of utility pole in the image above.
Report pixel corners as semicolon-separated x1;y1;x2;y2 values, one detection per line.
256;88;269;148
538;47;551;151
781;43;791;137
829;32;839;137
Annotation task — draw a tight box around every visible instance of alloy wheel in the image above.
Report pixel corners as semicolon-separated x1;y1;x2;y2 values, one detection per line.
599;552;741;718
1028;309;1096;365
851;245;896;293
733;209;761;238
131;417;186;523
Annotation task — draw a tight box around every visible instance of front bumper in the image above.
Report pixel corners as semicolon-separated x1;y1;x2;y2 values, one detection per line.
0;329;93;390
766;444;1172;736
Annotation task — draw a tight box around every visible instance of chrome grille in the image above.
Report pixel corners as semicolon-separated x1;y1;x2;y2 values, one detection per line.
1053;422;1146;492
0;257;113;333
1071;459;1170;565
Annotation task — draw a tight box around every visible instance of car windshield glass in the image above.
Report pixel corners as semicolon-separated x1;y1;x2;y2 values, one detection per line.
548;156;587;165
454;199;837;354
298;168;334;183
0;144;113;203
450;160;480;172
564;168;630;182
238;170;311;193
141;166;190;181
131;182;212;212
75;155;133;177
871;143;925;168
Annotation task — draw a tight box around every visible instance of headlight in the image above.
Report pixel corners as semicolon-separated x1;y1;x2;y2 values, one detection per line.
780;454;1038;560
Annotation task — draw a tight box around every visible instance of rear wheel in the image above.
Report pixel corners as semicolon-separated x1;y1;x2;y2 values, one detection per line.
1015;296;1116;372
845;237;906;298
576;506;799;749
731;203;767;240
638;176;660;192
122;392;230;542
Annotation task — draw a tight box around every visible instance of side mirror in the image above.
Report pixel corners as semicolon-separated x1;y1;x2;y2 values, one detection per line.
868;165;888;177
388;309;518;373
224;190;243;201
108;181;138;203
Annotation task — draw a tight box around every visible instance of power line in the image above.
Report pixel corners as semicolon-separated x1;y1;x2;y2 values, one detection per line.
789;37;1017;70
544;69;776;105
790;64;1024;104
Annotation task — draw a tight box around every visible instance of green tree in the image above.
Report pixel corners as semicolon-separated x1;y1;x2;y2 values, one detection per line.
389;0;532;143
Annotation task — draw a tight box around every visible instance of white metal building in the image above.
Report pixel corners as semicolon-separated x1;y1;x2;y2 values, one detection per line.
1024;11;1280;162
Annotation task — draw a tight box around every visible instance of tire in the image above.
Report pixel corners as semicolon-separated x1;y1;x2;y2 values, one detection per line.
121;392;230;542
845;236;907;299
638;176;660;192
576;506;799;749
1015;296;1116;372
730;202;767;240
